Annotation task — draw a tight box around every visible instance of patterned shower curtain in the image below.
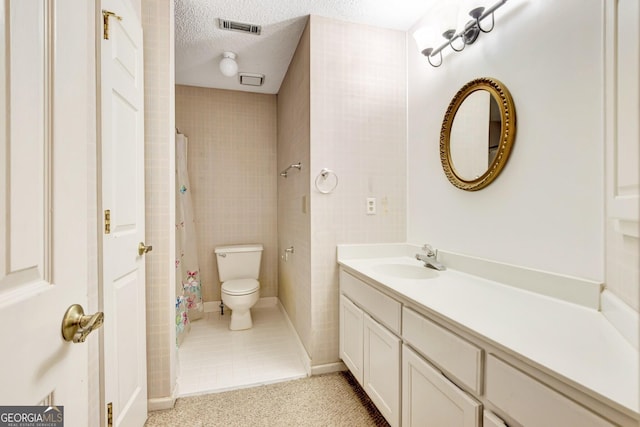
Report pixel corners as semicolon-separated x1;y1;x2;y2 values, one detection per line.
175;132;203;347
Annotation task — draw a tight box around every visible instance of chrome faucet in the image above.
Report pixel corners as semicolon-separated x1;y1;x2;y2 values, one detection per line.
415;244;446;271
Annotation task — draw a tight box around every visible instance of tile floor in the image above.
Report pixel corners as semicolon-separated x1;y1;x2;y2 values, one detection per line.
177;301;308;396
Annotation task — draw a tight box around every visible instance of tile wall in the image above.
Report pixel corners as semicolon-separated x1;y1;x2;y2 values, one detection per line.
175;85;278;303
277;20;312;357
309;16;407;364
142;0;176;402
277;16;408;366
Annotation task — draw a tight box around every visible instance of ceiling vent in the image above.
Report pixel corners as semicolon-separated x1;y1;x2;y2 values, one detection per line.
239;73;265;87
218;19;261;35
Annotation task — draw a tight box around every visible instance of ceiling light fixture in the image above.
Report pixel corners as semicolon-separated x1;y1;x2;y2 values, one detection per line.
219;51;238;77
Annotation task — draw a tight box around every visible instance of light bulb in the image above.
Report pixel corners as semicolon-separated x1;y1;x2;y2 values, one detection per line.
219;52;238;77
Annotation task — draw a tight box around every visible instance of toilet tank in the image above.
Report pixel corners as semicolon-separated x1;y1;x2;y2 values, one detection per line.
214;244;263;282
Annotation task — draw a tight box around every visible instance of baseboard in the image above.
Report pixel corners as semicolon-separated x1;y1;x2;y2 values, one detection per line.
203;301;219;313
204;297;278;313
311;361;347;376
147;395;176;412
255;296;278;308
276;300;312;376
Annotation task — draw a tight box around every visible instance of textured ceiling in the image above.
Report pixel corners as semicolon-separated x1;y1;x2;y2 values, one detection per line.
175;0;437;94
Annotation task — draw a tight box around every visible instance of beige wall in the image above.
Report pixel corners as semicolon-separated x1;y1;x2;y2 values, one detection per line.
142;0;176;402
277;21;312;356
175;85;278;303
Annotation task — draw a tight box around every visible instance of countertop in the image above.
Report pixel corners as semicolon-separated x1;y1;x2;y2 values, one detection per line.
337;249;639;416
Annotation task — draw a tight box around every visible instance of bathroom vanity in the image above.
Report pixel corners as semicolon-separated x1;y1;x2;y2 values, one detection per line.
337;244;639;427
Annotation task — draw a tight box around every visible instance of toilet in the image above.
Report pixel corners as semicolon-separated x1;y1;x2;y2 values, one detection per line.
214;244;263;330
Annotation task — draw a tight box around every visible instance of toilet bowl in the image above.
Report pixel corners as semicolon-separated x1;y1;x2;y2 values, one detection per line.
214;244;263;331
221;279;260;330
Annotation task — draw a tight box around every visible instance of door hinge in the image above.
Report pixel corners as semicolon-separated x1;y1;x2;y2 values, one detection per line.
104;209;111;234
107;402;113;427
102;10;122;40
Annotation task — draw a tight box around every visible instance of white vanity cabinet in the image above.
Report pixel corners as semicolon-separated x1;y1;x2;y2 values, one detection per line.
339;270;401;427
338;262;637;427
402;344;481;427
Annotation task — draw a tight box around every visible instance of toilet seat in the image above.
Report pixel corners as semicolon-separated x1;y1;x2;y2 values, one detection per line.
221;278;259;296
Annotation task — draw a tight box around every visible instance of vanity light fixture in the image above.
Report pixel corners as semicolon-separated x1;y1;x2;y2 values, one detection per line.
416;0;508;68
219;51;238;77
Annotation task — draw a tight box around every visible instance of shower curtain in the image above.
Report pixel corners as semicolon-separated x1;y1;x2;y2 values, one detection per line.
175;132;203;347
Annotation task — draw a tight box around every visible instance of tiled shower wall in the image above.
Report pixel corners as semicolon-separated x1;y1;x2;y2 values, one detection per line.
277;20;312;358
175;85;278;303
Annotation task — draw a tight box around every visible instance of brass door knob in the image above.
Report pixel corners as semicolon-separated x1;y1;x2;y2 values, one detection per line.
61;304;104;343
138;242;153;256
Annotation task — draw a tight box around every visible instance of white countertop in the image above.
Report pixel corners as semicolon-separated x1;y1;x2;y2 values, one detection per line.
337;250;639;416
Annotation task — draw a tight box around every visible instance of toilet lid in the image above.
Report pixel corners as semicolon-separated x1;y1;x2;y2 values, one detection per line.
222;279;259;296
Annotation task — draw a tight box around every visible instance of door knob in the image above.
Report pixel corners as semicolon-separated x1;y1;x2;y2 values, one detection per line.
138;242;153;256
61;304;104;343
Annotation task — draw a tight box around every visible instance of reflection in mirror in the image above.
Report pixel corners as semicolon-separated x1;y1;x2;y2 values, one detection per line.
450;92;501;180
440;78;516;191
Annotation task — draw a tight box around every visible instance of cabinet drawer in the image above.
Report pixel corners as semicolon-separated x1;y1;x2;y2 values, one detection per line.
486;355;615;427
402;307;482;395
340;269;401;334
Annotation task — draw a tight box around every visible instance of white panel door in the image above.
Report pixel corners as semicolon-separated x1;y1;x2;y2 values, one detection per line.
0;0;94;424
402;345;481;427
363;313;401;427
99;0;147;425
339;295;364;385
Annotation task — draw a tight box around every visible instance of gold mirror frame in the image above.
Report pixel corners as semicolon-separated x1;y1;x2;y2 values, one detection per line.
440;77;516;191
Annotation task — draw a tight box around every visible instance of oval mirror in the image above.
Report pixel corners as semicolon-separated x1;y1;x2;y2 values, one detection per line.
440;77;516;191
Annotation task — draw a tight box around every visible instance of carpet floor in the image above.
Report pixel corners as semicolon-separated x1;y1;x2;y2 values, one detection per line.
145;371;390;427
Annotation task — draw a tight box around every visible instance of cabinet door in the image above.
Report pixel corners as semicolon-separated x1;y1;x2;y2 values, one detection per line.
483;410;507;427
340;295;364;385
364;313;401;427
402;345;481;427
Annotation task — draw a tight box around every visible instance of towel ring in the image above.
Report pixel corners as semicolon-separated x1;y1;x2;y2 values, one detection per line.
315;168;338;194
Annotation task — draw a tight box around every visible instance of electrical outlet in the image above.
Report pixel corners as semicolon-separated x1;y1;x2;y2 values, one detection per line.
366;197;376;215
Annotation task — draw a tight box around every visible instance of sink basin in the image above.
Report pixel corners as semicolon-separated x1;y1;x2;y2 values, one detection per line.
371;263;439;280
